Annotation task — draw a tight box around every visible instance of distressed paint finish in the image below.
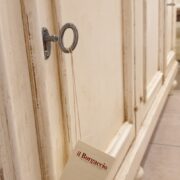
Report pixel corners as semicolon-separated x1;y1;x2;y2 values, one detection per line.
57;0;125;150
0;0;42;179
0;1;178;180
0;73;16;180
19;0;136;179
20;0;68;179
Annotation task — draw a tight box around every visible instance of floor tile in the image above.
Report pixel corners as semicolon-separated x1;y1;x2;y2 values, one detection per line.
172;90;180;94
175;67;180;90
143;144;180;180
151;114;180;146
162;94;180;115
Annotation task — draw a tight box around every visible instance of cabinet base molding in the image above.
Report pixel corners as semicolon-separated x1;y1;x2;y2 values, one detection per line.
169;79;178;95
114;61;178;180
134;167;144;180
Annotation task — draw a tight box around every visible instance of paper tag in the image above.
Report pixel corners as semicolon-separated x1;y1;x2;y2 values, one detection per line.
60;141;115;180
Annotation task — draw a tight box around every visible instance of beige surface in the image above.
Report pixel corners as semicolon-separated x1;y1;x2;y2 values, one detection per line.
0;1;177;180
152;114;180;146
146;0;159;84
175;66;180;89
176;23;180;60
21;0;67;179
55;0;136;177
142;91;180;180
165;0;173;58
134;0;165;133
58;0;132;151
143;144;180;180
115;62;178;180
0;0;42;179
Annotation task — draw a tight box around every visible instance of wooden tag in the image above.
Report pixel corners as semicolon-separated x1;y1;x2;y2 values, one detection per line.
60;141;115;180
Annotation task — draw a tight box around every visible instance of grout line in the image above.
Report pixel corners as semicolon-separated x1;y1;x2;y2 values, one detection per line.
150;142;180;149
160;113;180;116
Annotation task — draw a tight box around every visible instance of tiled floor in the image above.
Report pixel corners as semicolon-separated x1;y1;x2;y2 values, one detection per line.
175;65;180;90
142;88;180;179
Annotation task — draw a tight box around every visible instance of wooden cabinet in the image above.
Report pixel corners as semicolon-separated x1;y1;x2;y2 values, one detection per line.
116;1;178;180
0;0;178;180
0;1;42;180
59;0;136;156
20;1;135;179
135;0;164;131
59;0;134;151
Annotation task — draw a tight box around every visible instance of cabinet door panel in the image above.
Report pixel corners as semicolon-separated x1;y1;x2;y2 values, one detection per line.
164;0;176;75
0;0;42;179
60;0;124;150
21;0;67;179
56;0;135;155
146;0;159;84
145;0;162;95
21;0;135;179
165;0;173;56
135;0;163;130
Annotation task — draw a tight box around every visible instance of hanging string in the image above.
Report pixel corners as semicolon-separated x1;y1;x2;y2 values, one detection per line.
69;48;82;140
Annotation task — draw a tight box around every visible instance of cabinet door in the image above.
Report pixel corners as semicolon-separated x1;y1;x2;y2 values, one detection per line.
20;0;67;180
0;0;42;180
55;0;135;167
164;0;176;75
135;0;164;130
57;0;134;149
21;0;135;179
0;83;15;180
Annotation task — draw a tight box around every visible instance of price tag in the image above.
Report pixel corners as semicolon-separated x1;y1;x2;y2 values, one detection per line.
60;141;115;180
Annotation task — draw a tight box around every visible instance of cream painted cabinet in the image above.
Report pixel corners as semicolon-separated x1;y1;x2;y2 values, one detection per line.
0;1;178;180
21;0;135;179
135;0;177;131
58;0;135;152
115;1;178;180
135;0;164;131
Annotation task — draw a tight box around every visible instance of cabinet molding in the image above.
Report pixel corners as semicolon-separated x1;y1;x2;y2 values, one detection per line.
115;61;178;180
